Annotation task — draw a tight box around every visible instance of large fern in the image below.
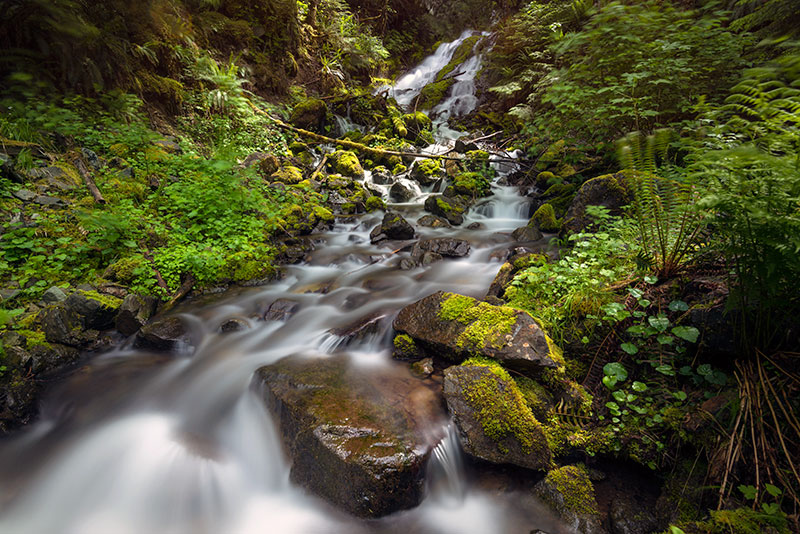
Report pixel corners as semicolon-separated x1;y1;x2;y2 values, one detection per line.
618;130;706;278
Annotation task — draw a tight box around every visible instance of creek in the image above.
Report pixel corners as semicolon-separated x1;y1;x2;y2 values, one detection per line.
0;32;570;534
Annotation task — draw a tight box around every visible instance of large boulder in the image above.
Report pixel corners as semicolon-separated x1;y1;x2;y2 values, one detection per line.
115;294;159;336
443;362;551;470
64;290;123;330
393;291;563;374
134;316;190;351
533;465;606;534
423;195;470;226
563;172;632;233
410;238;470;259
289;98;328;133
255;354;446;517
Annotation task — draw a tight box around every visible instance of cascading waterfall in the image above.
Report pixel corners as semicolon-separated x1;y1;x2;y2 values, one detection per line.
0;32;566;534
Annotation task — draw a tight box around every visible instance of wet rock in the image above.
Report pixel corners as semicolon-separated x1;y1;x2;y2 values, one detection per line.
423;195;469;226
533;465;606;534
263;299;300;321
563;172;632;233
65;291;122;330
467;222;484;230
409;159;442;186
389;181;415;203
399;258;417;270
411;238;470;259
455;138;479;153
394;291;562;373
135;316;190;351
487;262;515;299
41;286;68;305
27;343;81;374
330;313;387;345
255;354;446;517
81;147;102;170
370;212;416;243
12;189;36;202
609;497;661;534
444;364;551;470
289;98;328;133
116;294;159;336
220;318;249;333
512;226;544;242
417;215;451;228
418;251;443;266
40;305;93;347
371;167;393;185
410;357;434;377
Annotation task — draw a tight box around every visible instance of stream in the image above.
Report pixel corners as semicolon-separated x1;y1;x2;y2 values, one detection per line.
0;32;571;534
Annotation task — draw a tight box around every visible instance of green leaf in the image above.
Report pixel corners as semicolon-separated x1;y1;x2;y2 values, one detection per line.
672;326;700;343
655;364;675;376
669;300;689;312
673;390;687;401
697;364;712;376
603;376;618;389
621;342;639;355
644;275;658;284
604;362;628;382
765;483;782;497
657;334;674;345
613;390;627;402
632;381;648;392
648;315;670;332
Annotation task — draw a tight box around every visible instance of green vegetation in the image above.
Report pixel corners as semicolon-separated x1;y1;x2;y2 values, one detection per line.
438;293;518;351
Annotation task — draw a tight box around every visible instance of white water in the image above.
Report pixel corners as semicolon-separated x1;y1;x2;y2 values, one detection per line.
0;34;569;534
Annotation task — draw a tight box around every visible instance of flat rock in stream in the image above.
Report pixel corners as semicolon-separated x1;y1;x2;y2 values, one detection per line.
410;238;470;259
255;354;446;517
134;316;190;351
393;291;562;374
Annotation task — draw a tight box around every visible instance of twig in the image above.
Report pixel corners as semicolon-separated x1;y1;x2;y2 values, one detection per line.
161;273;196;313
72;155;106;204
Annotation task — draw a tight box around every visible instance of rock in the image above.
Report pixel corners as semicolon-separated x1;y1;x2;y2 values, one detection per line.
41;286;68;304
370;212;416;243
34;195;65;207
329;313;387;345
119;167;135;179
443;363;551;470
410;358;434;377
533;465;605;534
399;258;417;270
0;153;24;182
255;354;446;517
12;189;36;202
27;343;81;374
220;318;249;333
270;166;304;185
486;262;515;299
512;226;544;242
263;299;300;321
411;238;470;259
418;251;443;266
389;182;415;202
392;333;425;360
530;204;561;233
65;291;122;330
152;138;182;154
116;294;159;336
409;159;442;186
393;291;563;373
563;172;632;233
241;152;280;175
455;138;479;153
40;305;92;347
81;148;101;170
289;98;328;133
466;222;484;230
329;150;364;179
371;167;393;185
609;497;661;534
424;195;469;226
417;215;451;228
135;316;190;351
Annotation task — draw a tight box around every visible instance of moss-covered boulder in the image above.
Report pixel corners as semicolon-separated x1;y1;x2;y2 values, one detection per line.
533;465;605;534
393;291;563;374
452;172;491;198
409;159;443;186
289;97;328;133
255;353;446;518
369;212;416;243
423;194;470;226
416;79;455;110
563;172;633;233
270;166;304;185
530;203;562;233
443;359;551;470
417;214;451;228
329;150;365;179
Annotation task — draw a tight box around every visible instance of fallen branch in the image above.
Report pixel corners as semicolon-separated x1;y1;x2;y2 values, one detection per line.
72;155;106;204
161;273;196;314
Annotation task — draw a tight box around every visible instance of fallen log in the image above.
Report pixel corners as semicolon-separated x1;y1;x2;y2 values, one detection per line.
72;155;106;204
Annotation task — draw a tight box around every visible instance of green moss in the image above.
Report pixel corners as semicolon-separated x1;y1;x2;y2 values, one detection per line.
18;329;49;350
393;334;416;353
392;163;407;174
543;465;598;516
536;171;556;188
461;356;544;453
417;79;455;110
438;293;518;350
531;203;562;232
330;150;364;178
78;290;122;309
312;206;334;222
415;159;441;177
435;35;481;81
516;376;553;420
365;196;386;212
271;166;304;185
341;202;356;214
453;171;491;197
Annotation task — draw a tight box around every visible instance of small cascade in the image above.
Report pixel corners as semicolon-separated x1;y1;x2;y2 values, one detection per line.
427;423;467;506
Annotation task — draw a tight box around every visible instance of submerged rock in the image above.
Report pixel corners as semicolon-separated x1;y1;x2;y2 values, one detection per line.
393;291;563;373
389;181;415;203
255;354;446;517
417;215;451;228
443;362;551;470
262;298;300;321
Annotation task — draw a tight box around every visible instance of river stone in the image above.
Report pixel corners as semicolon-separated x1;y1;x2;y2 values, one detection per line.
263;298;300;321
370;212;416;243
371;168;393;185
255;354;446;517
393;291;562;373
486;262;515;299
329;312;388;346
135;316;190;351
443;365;551;470
533;465;606;534
609;497;661;534
65;291;121;330
41;286;68;305
27;343;81;374
511;225;544;242
389;181;415;203
417;215;451;228
116;294;159;336
423;195;469;226
40;305;96;347
411;237;470;259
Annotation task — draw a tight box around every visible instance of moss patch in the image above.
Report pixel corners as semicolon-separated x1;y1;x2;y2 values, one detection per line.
531;203;561;232
543;464;598;516
393;334;416;352
461;356;544;453
438;293;518;351
271;166;304;185
78;290;123;309
417;79;455;110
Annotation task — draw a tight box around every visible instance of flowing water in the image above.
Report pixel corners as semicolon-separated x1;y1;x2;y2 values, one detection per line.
0;33;571;534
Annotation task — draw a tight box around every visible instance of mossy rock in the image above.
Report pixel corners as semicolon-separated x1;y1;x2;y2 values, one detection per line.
270;166;304;185
329;150;364;179
393;291;563;374
434;34;482;82
443;359;551;470
536;139;567;170
409;158;442;186
563;171;634;233
365;195;386;212
423;194;470;226
416;79;455;110
290;97;328;133
530;203;562;233
533;465;604;534
452;172;491;198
